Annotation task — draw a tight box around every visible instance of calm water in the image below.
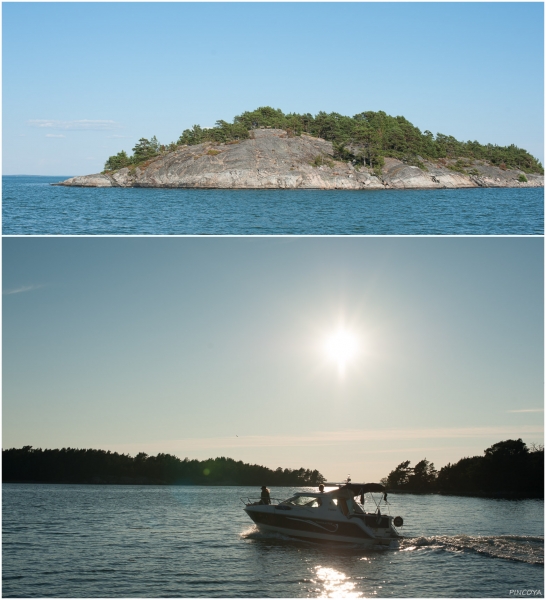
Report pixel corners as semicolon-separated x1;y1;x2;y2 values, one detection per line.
2;176;544;235
2;484;543;597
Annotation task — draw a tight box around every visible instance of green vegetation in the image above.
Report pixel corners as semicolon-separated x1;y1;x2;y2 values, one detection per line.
104;136;177;172
104;107;543;175
383;439;544;498
2;446;325;486
311;154;334;169
518;174;528;183
448;158;473;173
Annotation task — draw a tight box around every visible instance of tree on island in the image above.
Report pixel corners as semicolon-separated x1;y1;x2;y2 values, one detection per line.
103;107;544;175
2;446;325;487
385;458;437;491
383;439;544;497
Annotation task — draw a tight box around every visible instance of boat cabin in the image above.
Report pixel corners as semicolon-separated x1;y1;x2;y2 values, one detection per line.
280;491;366;518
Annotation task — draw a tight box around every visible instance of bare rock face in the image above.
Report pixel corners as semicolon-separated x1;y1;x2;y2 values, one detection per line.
55;129;544;190
59;173;114;187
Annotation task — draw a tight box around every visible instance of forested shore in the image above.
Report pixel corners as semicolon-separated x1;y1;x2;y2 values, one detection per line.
383;439;544;498
3;439;543;497
2;446;325;486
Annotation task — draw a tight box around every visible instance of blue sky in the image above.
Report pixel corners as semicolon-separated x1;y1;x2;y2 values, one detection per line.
3;2;544;175
3;237;543;481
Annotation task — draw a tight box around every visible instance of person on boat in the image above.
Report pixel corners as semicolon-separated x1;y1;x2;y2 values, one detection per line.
260;486;271;504
318;484;325;493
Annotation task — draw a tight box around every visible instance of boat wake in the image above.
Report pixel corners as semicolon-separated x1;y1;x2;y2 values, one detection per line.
400;534;544;565
241;526;543;564
240;525;302;544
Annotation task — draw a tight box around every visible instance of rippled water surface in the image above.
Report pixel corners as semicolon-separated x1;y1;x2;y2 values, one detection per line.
2;484;543;597
3;176;544;235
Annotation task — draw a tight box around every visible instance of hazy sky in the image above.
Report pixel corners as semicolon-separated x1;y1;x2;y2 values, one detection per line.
3;237;543;481
3;2;544;175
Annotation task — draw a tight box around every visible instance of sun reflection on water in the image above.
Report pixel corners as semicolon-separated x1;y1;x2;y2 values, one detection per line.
313;566;364;598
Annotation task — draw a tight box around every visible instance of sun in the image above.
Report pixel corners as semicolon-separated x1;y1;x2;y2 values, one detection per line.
324;329;359;374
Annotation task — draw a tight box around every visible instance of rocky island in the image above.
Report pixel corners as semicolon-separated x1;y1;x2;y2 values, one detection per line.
55;107;544;190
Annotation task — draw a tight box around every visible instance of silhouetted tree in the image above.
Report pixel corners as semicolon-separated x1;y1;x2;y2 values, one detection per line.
385;440;543;497
386;460;413;489
2;447;325;487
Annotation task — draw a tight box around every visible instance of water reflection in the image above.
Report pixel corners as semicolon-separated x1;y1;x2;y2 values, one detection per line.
313;566;363;598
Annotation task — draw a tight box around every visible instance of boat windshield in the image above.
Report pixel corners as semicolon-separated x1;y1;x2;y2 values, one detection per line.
283;495;322;508
347;498;364;514
331;497;365;515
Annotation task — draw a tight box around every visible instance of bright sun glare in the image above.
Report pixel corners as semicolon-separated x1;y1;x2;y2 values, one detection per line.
324;329;358;374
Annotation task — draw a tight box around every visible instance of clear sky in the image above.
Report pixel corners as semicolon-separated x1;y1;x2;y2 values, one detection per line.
3;237;543;482
3;2;544;175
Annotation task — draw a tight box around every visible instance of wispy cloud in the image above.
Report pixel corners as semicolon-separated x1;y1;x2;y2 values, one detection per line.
507;408;544;413
3;284;45;295
109;425;545;455
45;134;65;138
28;119;121;131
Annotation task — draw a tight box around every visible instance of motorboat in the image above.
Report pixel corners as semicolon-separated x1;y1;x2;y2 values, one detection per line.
242;482;403;547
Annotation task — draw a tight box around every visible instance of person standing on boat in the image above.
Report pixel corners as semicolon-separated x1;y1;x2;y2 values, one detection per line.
260;486;271;504
318;484;325;493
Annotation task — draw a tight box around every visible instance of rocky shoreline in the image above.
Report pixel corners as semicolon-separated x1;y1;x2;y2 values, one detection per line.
55;129;544;190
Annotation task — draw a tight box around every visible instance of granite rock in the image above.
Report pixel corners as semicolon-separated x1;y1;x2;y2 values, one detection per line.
55;129;544;190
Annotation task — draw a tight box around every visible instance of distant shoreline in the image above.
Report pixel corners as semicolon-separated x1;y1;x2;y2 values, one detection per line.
3;481;543;500
2;480;309;487
3;174;76;178
389;489;543;500
1;447;325;488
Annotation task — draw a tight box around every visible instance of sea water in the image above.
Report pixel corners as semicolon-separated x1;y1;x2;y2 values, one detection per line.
2;176;544;235
2;484;543;597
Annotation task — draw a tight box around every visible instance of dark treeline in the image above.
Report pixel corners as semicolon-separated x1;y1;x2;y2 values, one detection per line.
2;446;325;487
105;106;543;174
384;439;544;498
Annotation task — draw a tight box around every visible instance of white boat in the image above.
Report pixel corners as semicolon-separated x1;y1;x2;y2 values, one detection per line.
242;482;403;547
